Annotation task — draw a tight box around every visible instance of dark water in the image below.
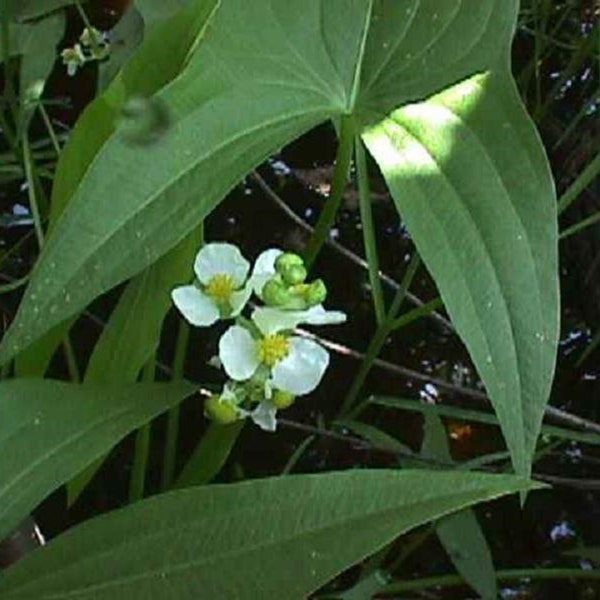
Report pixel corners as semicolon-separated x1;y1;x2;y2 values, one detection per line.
1;1;599;598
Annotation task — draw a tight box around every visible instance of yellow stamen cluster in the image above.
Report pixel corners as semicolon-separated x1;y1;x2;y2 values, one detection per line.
206;273;237;302
257;334;290;367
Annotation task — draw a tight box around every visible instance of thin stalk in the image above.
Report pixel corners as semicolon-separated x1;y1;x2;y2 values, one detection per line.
558;153;600;215
355;136;385;325
1;0;19;128
560;210;600;239
161;321;190;489
389;297;443;330
281;435;315;475
339;254;421;417
304;116;355;268
380;567;600;595
38;103;61;156
22;136;44;248
129;360;155;502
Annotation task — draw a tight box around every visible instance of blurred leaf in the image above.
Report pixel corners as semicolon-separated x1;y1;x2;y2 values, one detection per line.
564;547;600;563
0;379;195;542
0;469;539;599
135;0;195;28
97;5;144;92
16;0;76;22
421;414;497;600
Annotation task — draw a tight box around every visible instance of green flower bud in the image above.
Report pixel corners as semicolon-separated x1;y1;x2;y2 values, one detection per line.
205;395;239;424
272;390;295;409
306;279;327;306
262;279;292;306
275;253;304;274
280;263;307;285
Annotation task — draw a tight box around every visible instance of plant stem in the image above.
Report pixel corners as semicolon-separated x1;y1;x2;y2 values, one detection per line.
38;103;61;156
161;320;190;489
380;567;600;595
339;253;421;417
304;116;355;268
22;136;44;249
557;153;600;215
129;359;155;502
355;136;385;325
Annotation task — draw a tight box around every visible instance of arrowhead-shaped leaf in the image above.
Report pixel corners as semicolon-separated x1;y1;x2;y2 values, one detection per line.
0;469;539;599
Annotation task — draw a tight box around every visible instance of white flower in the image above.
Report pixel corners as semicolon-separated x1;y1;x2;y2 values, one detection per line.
218;311;331;396
61;44;86;76
172;243;253;327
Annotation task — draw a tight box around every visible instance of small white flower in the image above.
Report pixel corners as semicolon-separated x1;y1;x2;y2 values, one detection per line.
172;243;253;327
61;44;86;77
218;311;330;396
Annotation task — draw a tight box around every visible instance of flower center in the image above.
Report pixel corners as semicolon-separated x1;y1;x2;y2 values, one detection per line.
257;334;290;367
205;273;237;302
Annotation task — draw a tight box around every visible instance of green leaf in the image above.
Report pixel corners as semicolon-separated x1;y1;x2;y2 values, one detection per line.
15;0;76;22
363;72;558;478
0;379;195;542
66;230;201;504
335;419;412;454
0;469;540;599
564;547;600;563
421;414;497;600
97;5;145;92
174;421;244;488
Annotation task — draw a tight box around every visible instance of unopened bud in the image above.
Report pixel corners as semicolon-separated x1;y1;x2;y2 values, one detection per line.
306;279;327;306
280;263;307;285
272;390;295;409
205;395;239;424
262;279;292;306
275;253;304;274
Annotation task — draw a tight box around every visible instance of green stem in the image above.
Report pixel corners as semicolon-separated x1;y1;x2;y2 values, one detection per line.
560;210;600;240
355;136;385;325
380;567;600;595
304;116;355;268
558;153;600;215
38;103;61;156
389;297;443;330
161;320;190;489
129;360;155;502
339;254;421;417
22;136;44;249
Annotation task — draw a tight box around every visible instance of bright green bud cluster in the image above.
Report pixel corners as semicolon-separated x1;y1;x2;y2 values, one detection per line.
205;395;239;424
275;253;307;285
262;279;292;307
262;253;327;310
305;279;327;305
272;390;295;409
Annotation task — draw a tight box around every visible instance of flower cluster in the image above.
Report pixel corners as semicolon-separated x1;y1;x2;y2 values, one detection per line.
172;243;346;431
61;27;110;77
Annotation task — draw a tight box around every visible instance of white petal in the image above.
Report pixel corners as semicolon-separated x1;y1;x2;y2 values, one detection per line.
302;305;347;326
251;305;346;336
171;285;219;327
218;325;260;381
271;337;329;395
249;248;283;296
250;400;278;432
229;284;253;316
194;243;250;286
